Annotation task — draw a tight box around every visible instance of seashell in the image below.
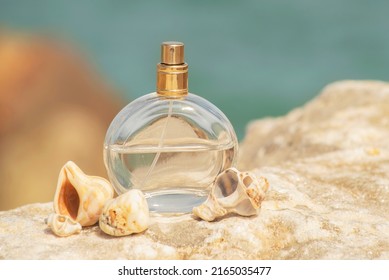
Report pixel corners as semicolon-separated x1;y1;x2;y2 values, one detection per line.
46;213;82;237
54;161;114;226
99;189;149;236
193;167;269;221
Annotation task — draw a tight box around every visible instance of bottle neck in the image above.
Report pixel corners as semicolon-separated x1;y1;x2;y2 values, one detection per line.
156;63;188;97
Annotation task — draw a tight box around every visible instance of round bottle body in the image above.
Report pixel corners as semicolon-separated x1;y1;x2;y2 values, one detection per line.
104;92;238;213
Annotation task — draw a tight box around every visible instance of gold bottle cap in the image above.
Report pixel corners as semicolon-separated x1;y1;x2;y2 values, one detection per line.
157;41;188;97
161;41;185;65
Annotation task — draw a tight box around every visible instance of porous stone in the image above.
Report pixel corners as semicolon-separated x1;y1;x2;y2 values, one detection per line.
1;80;389;259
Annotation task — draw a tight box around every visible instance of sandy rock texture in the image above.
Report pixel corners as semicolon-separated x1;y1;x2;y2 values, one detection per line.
1;80;389;259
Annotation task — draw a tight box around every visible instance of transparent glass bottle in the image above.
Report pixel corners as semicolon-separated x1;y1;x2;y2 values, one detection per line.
104;42;238;213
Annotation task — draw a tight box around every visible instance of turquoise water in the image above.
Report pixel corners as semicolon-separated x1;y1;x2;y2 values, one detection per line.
1;0;389;139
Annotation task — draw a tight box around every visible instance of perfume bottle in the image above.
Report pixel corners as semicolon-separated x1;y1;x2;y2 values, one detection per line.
104;42;238;213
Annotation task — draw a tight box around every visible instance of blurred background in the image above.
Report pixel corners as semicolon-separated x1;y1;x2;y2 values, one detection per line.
1;0;388;210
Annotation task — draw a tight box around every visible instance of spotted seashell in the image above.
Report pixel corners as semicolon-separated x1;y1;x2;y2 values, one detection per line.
53;161;114;226
47;213;82;237
193;167;269;221
99;189;149;236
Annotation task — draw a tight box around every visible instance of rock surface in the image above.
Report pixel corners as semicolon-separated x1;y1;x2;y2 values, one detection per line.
1;80;389;259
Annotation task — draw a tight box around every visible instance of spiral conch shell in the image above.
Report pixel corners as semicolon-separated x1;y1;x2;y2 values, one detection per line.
193;167;269;221
99;189;150;236
53;161;114;226
47;213;82;237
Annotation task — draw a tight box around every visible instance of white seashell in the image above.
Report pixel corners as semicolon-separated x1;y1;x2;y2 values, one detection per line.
193;167;269;221
53;161;114;226
47;213;82;237
99;189;149;236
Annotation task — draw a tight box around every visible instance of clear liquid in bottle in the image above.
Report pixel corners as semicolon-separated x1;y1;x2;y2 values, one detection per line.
106;141;235;212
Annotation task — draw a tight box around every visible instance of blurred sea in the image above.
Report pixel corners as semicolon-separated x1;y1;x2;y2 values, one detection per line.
1;0;389;139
